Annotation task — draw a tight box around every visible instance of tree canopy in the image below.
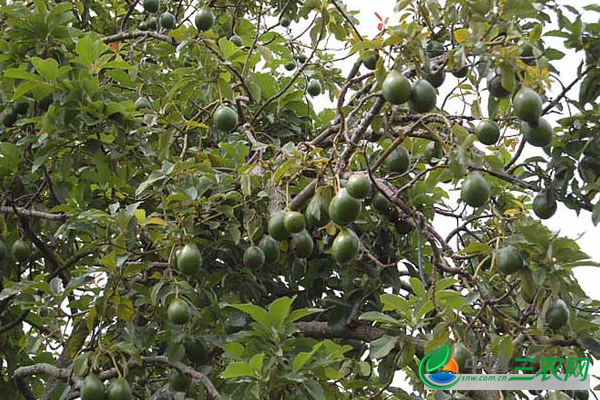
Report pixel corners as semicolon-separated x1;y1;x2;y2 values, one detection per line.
0;0;599;400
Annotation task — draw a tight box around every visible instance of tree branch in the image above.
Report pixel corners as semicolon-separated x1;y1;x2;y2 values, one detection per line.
542;62;595;115
251;12;326;125
0;310;29;334
119;0;140;32
335;96;385;173
199;38;255;103
0;206;68;221
14;356;221;399
290;180;317;211
329;0;363;40
19;216;64;278
102;31;179;46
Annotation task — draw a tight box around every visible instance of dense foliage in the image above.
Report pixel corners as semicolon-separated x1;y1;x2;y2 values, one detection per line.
0;0;599;400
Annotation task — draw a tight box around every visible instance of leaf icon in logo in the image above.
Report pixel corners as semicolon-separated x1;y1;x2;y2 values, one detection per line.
425;343;450;373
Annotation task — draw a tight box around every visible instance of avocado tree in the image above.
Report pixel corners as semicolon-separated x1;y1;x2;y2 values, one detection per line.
1;0;600;400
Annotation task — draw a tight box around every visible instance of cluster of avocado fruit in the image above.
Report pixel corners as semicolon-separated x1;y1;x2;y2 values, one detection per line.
259;175;368;266
140;0;176;31
140;0;216;32
141;0;247;51
284;51;309;72
80;376;132;400
382;69;437;114
476;243;571;328
79;348;205;400
460;81;558;219
246;173;413;268
483;68;554;151
376;37;558;220
0;238;32;263
88;242;209;397
165;242;203;326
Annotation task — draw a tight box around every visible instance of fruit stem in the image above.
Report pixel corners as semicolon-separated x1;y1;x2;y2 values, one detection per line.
109;353;122;378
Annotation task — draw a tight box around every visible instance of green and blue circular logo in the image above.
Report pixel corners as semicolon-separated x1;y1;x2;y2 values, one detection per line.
418;343;460;389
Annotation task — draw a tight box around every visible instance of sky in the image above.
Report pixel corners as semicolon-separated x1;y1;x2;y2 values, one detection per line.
310;0;600;393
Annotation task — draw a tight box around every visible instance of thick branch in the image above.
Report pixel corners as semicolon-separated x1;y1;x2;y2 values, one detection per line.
297;321;427;351
0;206;68;221
102;31;179;46
14;363;73;381
290;180;317;211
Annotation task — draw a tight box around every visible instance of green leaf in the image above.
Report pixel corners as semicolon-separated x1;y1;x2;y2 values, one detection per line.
529;23;542;43
30;57;60;81
579;71;600;106
222;342;245;357
380;293;411;319
135;162;174;196
101;60;135;70
229;303;271;328
76;36;108;69
248;353;264;374
547;393;574;400
0;282;29;301
545;48;565;60
4;68;44;82
576;336;600;358
502;0;537;18
435;278;458;290
358;311;399;325
500;63;515;93
219;37;242;60
113;341;140;359
221;361;258;379
488;93;499;119
72;352;90;377
293;342;323;371
267;296;295;329
496;336;514;359
593;200;600;226
369;335;397;359
303;379;325;400
459;242;491;254
257;45;274;63
13;81;42;99
241;172;251;197
227;224;241;245
183;121;209;129
288;308;322;322
0;143;21;172
409;277;426;297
